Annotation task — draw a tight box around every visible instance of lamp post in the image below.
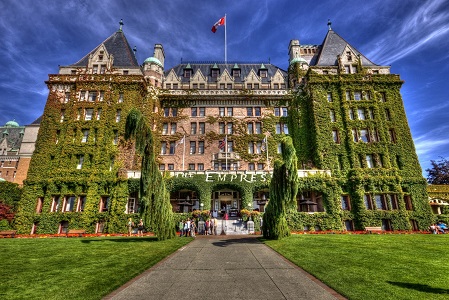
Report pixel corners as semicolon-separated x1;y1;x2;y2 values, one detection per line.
248;202;252;221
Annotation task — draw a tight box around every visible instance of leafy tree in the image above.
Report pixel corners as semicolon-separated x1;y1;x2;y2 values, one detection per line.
263;136;299;239
125;108;175;240
426;158;449;184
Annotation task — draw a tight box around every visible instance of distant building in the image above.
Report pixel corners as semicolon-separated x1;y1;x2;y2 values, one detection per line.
15;22;433;234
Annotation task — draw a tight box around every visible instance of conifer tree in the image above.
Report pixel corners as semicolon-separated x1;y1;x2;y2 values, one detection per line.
263;136;299;239
125;108;175;240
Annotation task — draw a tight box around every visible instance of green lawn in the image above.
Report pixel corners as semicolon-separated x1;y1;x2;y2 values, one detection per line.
264;234;449;300
0;236;191;300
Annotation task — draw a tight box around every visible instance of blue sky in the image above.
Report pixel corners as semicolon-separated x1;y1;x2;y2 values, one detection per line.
0;0;448;175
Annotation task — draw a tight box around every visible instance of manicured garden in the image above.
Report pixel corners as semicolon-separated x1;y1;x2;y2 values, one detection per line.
264;234;449;300
0;236;191;300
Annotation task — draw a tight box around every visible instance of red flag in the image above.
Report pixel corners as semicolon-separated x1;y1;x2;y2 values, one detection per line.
218;139;226;149
211;16;225;33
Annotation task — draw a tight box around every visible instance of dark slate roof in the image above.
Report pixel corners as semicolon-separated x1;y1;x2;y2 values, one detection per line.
165;63;287;83
0;126;25;151
69;31;139;67
30;116;42;125
314;30;377;66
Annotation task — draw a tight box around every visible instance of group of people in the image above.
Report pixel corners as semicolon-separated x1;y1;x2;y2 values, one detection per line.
127;218;144;237
178;217;219;237
429;221;448;234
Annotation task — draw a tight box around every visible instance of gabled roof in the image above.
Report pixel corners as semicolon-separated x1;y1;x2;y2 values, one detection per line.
165;63;287;83
314;30;377;66
70;30;139;67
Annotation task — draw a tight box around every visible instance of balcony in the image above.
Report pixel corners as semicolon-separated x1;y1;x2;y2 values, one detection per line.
212;152;240;161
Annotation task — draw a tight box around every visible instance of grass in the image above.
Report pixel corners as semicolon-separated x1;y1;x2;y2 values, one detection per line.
0;236;192;300
264;234;449;300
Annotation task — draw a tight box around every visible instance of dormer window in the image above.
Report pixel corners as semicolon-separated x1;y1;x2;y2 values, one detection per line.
211;69;220;78
259;70;268;78
346;51;352;61
92;65;98;74
98;55;103;61
232;69;240;77
100;65;106;74
184;69;192;78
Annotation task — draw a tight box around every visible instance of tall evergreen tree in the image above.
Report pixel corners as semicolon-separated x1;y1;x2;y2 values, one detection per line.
125;108;175;240
263;136;299;239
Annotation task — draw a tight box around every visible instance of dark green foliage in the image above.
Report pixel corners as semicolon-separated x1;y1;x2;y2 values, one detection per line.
263;136;299;239
426;157;449;184
125;108;175;240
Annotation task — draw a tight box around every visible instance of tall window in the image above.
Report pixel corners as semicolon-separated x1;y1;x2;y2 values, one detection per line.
169;142;175;154
100;196;110;212
64;196;76;212
89;91;97;102
116;110;121;122
219;107;225;116
248;142;254;154
227;122;233;134
330;110;336;122
247;107;253;116
227;107;233;116
341;195;351;210
77;155;84;169
357;108;365;120
51;196;60;212
199;122;205;134
162;123;169;135
170;123;177;135
198;141;204;154
219;122;225;134
190;141;196;154
191;107;197;117
327;93;333;102
161;142;167;154
364;194;373;210
77;196;86;212
199;107;205;116
282;107;288;117
366;154;374;168
191;122;197;135
81;130;89;143
354;91;362;101
247;123;254;134
389;129;396;143
255;107;261;116
96;108;101;120
274;107;280;116
375;195;387;210
126;198;137;214
332;130;340;144
385;109;391;121
85;109;93;121
255;122;262;134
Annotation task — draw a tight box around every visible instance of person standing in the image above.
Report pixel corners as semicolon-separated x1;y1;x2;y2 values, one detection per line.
213;217;218;235
190;219;196;237
185;218;191;237
205;219;210;235
137;219;144;237
179;220;184;237
127;218;134;236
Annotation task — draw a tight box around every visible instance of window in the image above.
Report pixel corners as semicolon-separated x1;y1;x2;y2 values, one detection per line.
346;91;351;100
100;65;106;74
341;195;351;210
192;83;198;89
198;163;204;170
255;107;261;116
51;196;60;212
99;91;104;101
354;91;362;101
80;91;86;101
274;107;280;116
159;164;166;171
199;83;205;89
255;122;262;134
113;130;118;145
256;142;262;154
198;141;204;154
227;122;233;134
191;107;197;117
368;108;374;119
36;197;44;213
248;142;254;154
332;130;340;144
162;123;169;135
283;124;289;134
89;91;97;102
219;122;225;134
254;83;259;89
389;129;396;143
191;122;197;135
172;83;178;89
227;83;232;89
168;164;174;170
100;196;110;212
96;108;102;120
190;141;196;154
247;123;254;134
257;163;264;170
330;110;336;122
199;107;205;116
227;141;233;152
359;129;370;142
160;142;167;155
219;107;225;117
346;51;352;61
123;70;128;75
247;107;253;116
404;195;413;210
81;130;89;143
366;154;374;168
282;107;288;117
327;93;333;102
345;65;350;74
385;109;391;121
164;108;170;117
357;108;365;120
273;83;279;89
211;69;219;78
387;194;399;210
380;92;387;102
116;110;121;122
126;198;137;214
64;92;70;103
199;122;205;134
233;69;240;77
220;83;225;90
227;107;233;116
363;92;370;100
184;69;192;78
277;143;282;154
260;70;268;78
77;108;82;120
172;108;178;117
170;123;177;135
77;196;86;212
169;142;175;154
64;196;75;212
85;109;93;121
188;164;195;170
364;194;373;210
93;65;98;74
375;194;387;210
77;155;84;169
248;163;255;170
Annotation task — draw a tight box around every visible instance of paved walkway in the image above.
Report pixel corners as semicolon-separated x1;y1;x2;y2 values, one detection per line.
105;236;344;300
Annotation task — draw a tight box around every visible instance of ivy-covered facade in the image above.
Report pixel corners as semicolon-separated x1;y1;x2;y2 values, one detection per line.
14;23;433;234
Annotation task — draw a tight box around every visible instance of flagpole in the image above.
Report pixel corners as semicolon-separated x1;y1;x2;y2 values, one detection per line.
225;134;228;170
224;14;227;63
182;134;186;171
